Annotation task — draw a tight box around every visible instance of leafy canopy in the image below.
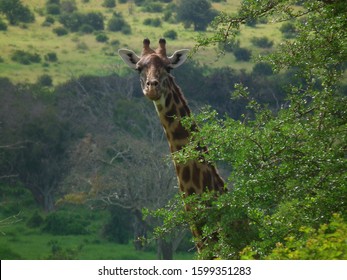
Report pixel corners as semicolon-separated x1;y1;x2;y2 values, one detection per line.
152;0;347;259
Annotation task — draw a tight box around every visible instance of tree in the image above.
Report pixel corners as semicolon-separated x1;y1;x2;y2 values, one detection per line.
176;0;218;31
0;0;35;25
158;0;347;259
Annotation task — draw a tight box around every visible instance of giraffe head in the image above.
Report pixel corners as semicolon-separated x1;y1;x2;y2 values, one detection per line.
118;38;189;101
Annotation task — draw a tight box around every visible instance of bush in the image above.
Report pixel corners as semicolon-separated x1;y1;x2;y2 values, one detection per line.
163;30;177;40
107;12;131;34
42;16;55;27
46;3;61;15
142;3;163;13
11;50;41;65
37;74;53;87
102;206;133;244
42;211;89;235
84;12;104;30
251;36;274;48
26;211;44;228
61;0;78;13
0;0;35;25
252;62;273;76
143;18;161;27
44;52;58;62
95;33;108;42
0;19;8;31
121;24;131;34
234;47;252;61
280;22;297;38
79;23;94;33
53;26;68;36
59;11;104;32
102;0;116;8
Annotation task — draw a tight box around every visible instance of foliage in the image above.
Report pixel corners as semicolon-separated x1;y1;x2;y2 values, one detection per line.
0;18;8;30
46;240;82;259
46;3;61;15
157;0;347;259
59;11;104;32
11;50;41;65
262;214;347;260
176;0;218;31
233;47;252;61
279;22;297;38
37;74;53;87
107;12;131;33
250;36;274;49
26;211;44;228
143;18;162;27
53;26;68;36
163;29;177;40
44;52;58;62
42;210;89;235
102;205;133;244
102;0;116;8
0;0;35;25
95;32;109;42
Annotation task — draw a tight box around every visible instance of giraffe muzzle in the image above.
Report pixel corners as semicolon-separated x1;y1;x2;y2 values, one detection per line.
144;79;161;100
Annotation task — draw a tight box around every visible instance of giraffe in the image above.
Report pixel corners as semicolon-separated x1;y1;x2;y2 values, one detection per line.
118;38;225;255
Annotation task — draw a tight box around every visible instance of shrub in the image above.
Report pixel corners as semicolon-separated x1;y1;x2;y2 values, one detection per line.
53;26;68;36
234;47;252;61
163;29;177;40
44;52;58;62
121;24;131;34
107;13;131;34
84;12;104;30
102;0;116;8
42;211;89;235
26;211;44;228
37;74;53;87
142;3;163;13
252;62;273;76
46;3;61;15
95;33;108;42
143;18;161;27
42;16;55;27
61;0;78;13
251;36;274;48
0;19;8;31
79;23;94;33
59;11;104;32
280;22;297;38
11;50;41;65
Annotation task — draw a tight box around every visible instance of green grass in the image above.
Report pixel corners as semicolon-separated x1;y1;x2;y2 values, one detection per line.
0;214;194;260
0;0;286;84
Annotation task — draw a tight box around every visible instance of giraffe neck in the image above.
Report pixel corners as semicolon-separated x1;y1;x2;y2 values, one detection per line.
153;76;225;196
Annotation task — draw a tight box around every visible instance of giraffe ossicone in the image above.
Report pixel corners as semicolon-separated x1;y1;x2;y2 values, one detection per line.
118;39;226;254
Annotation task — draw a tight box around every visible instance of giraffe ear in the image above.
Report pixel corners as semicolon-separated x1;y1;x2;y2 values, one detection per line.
118;49;140;69
168;49;189;69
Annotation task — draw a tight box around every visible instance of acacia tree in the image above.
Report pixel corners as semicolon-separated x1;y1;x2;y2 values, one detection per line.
176;0;218;31
0;0;35;25
155;0;347;259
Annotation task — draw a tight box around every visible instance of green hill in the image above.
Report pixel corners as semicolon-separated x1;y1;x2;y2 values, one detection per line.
0;0;283;85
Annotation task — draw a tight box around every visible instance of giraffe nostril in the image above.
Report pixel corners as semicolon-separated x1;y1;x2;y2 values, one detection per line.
147;80;159;87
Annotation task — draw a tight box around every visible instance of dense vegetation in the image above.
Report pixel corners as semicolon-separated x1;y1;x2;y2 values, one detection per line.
1;0;346;260
152;0;347;259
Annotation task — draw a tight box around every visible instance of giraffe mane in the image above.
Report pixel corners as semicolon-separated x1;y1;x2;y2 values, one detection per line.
167;75;191;116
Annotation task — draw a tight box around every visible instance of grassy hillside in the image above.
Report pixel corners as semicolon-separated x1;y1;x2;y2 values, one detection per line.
0;0;283;85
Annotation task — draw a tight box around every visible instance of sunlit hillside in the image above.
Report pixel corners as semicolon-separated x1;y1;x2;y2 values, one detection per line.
0;0;283;84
